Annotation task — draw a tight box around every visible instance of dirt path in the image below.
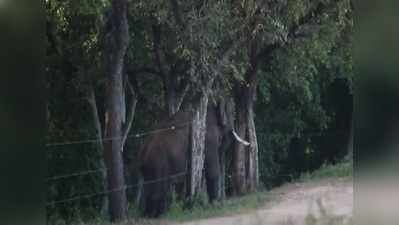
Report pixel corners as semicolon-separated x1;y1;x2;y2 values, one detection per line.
175;178;353;225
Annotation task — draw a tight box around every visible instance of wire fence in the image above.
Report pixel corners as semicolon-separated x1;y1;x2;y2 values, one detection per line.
46;121;192;182
46;168;108;182
46;120;350;207
46;171;188;206
46;121;192;148
46;168;303;207
46;121;193;206
46;123;348;149
46;128;348;182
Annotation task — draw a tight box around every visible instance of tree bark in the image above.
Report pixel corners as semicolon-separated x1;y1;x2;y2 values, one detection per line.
103;0;129;221
232;107;248;195
232;90;259;194
104;76;128;221
246;105;259;191
232;49;259;194
187;94;209;199
166;86;178;116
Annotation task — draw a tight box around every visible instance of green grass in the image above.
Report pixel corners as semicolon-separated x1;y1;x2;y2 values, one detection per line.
163;160;353;223
161;191;274;222
299;160;353;182
162;190;353;225
53;161;353;225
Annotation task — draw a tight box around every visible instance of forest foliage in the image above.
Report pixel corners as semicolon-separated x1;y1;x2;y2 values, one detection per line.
46;0;353;223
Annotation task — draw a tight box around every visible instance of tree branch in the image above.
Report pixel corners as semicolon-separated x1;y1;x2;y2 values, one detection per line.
127;67;162;77
84;77;109;216
288;0;344;40
121;78;138;151
242;1;345;85
86;80;104;150
176;81;190;112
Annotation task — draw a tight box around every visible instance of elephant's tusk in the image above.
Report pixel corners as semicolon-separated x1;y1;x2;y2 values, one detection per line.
232;130;251;146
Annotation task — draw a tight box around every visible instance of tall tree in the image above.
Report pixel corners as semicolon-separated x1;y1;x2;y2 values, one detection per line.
103;0;130;220
153;0;249;199
230;0;353;194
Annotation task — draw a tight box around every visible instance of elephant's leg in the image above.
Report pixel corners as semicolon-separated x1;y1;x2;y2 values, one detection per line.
204;145;222;203
205;171;220;203
145;183;166;217
160;180;174;216
143;182;157;217
143;176;168;217
174;181;186;201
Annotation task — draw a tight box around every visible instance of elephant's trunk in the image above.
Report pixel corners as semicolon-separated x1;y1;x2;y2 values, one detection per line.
232;130;251;146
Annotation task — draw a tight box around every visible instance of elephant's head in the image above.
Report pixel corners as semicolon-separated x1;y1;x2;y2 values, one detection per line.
215;99;250;148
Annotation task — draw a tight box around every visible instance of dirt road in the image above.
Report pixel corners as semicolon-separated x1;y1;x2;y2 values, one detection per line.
176;178;353;225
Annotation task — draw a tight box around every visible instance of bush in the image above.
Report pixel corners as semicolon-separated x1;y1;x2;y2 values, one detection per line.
299;161;353;182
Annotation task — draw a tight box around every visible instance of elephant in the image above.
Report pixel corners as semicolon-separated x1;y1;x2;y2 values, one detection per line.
137;103;249;217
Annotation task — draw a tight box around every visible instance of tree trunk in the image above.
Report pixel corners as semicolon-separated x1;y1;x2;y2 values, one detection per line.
231;42;279;194
246;106;259;191
166;85;179;116
104;76;128;221
187;94;209;199
232;108;247;195
103;0;129;221
232;78;259;194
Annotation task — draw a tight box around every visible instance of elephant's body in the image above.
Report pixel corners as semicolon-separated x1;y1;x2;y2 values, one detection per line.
138;107;225;217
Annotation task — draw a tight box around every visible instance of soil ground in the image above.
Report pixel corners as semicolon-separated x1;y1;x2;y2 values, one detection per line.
171;177;353;225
